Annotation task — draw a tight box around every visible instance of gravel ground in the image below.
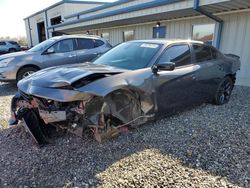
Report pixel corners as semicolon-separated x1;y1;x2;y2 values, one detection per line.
0;82;249;187
0;82;17;128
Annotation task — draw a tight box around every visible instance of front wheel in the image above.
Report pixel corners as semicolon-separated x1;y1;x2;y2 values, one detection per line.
213;76;234;105
17;67;39;82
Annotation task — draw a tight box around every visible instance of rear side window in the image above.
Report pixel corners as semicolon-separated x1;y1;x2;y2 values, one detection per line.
193;44;212;63
0;42;6;45
77;38;95;50
158;44;191;67
211;47;220;59
95;40;104;47
9;41;18;45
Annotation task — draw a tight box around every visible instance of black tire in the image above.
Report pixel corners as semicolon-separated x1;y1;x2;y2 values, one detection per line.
8;48;16;53
213;76;234;105
17;67;39;82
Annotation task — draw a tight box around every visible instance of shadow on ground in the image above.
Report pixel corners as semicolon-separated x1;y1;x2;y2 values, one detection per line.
0;82;17;96
0;86;249;187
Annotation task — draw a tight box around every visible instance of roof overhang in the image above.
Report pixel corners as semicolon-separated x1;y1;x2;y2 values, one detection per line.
49;0;250;32
53;8;199;33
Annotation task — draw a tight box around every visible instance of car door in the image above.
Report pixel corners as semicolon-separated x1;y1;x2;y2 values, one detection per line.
42;38;78;68
191;44;224;101
75;38;100;63
153;44;200;116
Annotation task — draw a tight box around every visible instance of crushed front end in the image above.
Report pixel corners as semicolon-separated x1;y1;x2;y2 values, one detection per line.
9;88;150;145
10;90;107;144
9;63;155;146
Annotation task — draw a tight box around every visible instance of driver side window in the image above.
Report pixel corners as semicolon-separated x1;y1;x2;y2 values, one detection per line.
158;44;191;67
48;39;74;53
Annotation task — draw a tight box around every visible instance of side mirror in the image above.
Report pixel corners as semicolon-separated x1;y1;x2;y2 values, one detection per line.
152;62;175;74
44;48;55;55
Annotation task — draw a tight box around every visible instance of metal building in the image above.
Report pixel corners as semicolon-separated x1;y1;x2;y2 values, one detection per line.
24;0;108;47
25;0;250;86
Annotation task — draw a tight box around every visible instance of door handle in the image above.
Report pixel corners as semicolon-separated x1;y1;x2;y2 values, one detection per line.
68;54;76;58
187;74;196;80
219;65;224;71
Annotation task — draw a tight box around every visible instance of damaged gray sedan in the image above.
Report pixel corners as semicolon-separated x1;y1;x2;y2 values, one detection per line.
10;40;240;146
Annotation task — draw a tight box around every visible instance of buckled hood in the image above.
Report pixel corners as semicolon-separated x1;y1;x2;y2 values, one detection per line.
18;62;127;92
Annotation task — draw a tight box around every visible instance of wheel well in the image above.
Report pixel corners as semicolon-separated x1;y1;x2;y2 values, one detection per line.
16;65;40;78
108;88;140;99
225;73;236;84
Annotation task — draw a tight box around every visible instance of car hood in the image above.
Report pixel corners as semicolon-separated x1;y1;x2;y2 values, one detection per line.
0;51;36;60
18;62;128;90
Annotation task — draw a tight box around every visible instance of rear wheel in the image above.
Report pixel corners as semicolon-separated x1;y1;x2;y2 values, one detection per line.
213;76;234;105
17;67;39;82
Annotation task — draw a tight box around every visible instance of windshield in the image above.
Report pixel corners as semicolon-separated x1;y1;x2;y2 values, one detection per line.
93;42;161;70
28;39;56;52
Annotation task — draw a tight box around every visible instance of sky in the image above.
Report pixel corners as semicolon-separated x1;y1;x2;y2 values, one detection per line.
0;0;115;38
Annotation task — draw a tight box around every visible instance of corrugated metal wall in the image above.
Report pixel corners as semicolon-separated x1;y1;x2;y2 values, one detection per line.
95;18;210;45
27;12;45;46
64;3;102;17
58;0;194;31
220;11;250;86
47;4;65;24
25;3;102;46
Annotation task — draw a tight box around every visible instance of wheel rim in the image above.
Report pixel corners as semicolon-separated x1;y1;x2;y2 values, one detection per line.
218;79;232;104
23;71;35;78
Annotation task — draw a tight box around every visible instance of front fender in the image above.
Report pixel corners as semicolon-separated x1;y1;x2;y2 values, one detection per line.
78;68;154;97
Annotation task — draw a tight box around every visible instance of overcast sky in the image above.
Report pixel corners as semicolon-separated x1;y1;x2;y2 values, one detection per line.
0;0;115;38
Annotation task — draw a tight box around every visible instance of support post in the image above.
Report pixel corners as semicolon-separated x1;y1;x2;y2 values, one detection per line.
193;0;223;48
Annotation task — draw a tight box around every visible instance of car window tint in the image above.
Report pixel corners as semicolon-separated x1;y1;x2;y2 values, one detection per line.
211;47;220;59
0;42;6;45
193;44;212;62
77;38;95;50
49;39;74;53
158;44;191;67
94;42;161;70
95;40;104;47
9;41;18;45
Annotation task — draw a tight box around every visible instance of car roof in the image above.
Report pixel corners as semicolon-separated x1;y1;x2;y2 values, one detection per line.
0;40;18;43
130;39;204;46
50;34;104;41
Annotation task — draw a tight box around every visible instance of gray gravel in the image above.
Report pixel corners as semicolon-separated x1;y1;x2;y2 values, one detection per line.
0;82;17;128
0;82;249;187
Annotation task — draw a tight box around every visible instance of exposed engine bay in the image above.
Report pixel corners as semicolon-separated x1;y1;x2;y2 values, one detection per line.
10;89;153;145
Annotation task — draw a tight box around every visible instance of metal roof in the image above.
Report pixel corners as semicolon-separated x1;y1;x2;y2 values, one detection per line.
200;0;250;13
51;7;200;33
64;0;129;19
48;0;184;30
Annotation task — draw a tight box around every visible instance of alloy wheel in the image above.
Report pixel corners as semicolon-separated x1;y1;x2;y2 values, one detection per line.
218;79;232;104
23;71;35;78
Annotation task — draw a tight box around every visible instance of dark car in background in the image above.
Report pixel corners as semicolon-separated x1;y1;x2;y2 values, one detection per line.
0;35;111;82
10;40;240;145
0;40;21;54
